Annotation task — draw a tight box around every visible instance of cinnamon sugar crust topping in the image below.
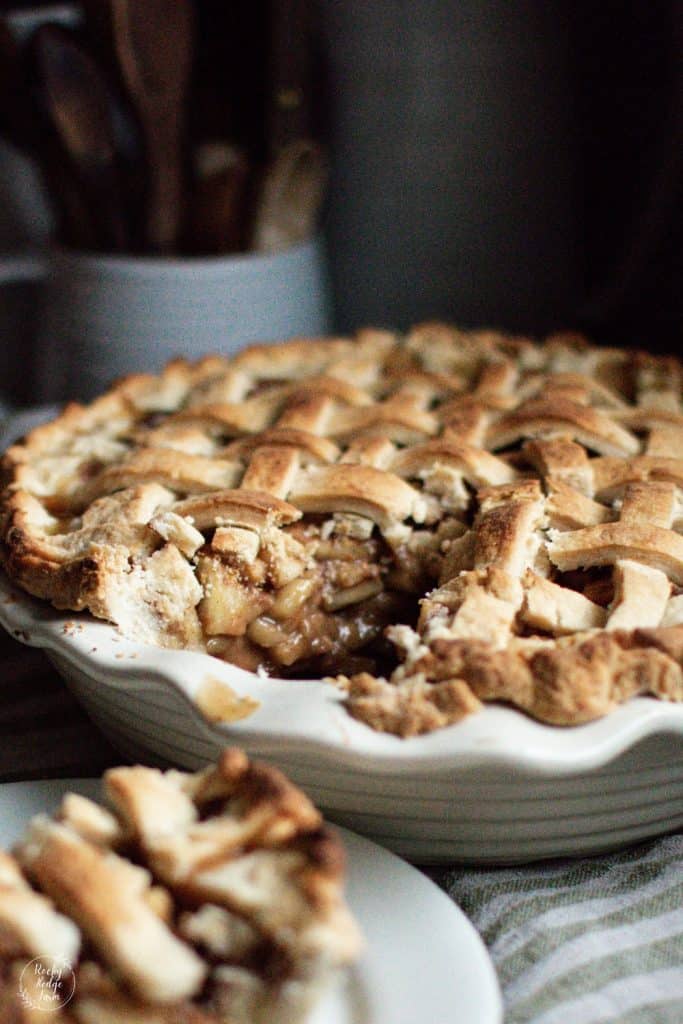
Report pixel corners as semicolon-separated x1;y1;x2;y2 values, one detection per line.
3;325;683;734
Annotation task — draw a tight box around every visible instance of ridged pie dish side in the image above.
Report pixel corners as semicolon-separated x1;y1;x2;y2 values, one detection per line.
2;527;683;771
2;577;683;862
3;324;683;738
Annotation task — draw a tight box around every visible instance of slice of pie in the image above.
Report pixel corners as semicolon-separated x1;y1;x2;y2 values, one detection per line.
0;748;361;1023
2;323;683;735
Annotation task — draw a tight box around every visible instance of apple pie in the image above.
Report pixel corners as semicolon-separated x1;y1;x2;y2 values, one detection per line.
0;748;361;1023
3;323;683;735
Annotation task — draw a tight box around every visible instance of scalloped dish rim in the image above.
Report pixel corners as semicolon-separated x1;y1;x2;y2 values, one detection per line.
2;572;683;777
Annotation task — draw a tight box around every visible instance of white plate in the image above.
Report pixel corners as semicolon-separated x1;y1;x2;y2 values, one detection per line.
2;576;683;863
0;779;502;1024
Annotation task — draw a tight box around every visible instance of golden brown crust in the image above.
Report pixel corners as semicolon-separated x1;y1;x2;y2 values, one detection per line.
2;749;361;1024
3;325;683;734
398;626;683;728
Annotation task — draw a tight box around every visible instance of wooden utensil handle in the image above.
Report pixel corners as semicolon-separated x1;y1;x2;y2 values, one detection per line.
144;116;183;252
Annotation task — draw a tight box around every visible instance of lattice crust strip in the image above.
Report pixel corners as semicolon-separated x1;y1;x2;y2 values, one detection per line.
0;750;361;1024
3;325;683;735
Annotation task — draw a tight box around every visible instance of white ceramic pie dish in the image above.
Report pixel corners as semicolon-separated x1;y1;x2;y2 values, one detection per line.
2;572;683;865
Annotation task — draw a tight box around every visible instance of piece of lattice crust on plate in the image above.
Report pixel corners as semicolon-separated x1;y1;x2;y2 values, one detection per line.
0;748;361;1023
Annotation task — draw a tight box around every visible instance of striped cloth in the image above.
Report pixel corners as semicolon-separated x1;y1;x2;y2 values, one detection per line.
433;837;683;1023
0;634;120;782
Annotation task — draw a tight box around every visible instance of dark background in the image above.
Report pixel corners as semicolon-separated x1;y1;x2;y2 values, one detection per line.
1;0;681;355
573;0;682;351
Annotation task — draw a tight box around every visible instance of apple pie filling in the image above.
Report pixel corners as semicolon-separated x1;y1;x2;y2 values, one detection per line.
196;517;435;678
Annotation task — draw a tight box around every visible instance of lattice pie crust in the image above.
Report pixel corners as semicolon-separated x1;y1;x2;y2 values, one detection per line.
3;324;683;735
0;749;361;1023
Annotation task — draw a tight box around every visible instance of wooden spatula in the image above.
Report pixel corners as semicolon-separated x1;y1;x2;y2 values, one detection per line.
184;141;250;255
250;0;327;253
0;18;98;249
108;0;194;253
250;139;328;254
30;24;129;252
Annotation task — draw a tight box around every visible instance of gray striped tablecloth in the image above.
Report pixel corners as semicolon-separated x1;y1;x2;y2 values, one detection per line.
433;837;683;1023
1;407;682;1023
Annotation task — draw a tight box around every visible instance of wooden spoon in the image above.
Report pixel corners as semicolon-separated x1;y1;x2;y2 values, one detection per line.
108;0;194;253
1;19;102;250
184;141;250;255
250;139;328;254
30;24;129;252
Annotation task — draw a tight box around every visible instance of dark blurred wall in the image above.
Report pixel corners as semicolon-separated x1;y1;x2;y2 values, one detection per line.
318;0;683;352
320;0;582;337
573;0;682;352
